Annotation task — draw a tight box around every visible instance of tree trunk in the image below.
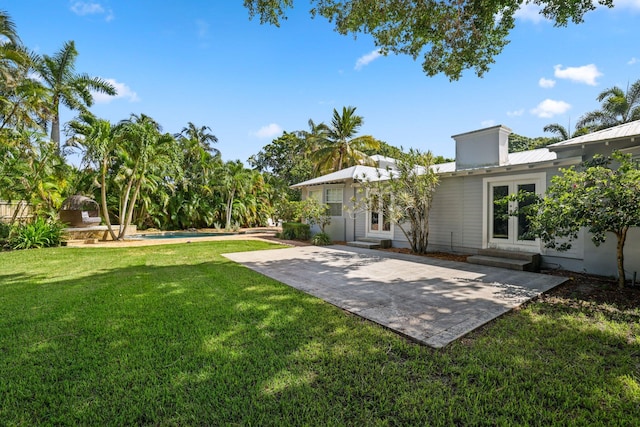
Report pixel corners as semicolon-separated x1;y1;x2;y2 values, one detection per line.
616;228;628;289
100;158;117;241
117;160;140;240
226;188;235;230
51;113;61;154
120;175;143;239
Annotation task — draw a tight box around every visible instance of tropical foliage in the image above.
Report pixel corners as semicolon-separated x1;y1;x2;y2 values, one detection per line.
7;216;63;249
508;133;555;153
33;40;116;152
542;123;590;142
0;9;276;246
576;79;640;132
350;149;439;254
309;106;380;176
516;151;640;288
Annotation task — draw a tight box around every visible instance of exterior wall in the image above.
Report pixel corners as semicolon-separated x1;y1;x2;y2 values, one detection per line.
454;125;510;169
299;153;640;279
352;189;366;240
583;228;640;278
302;181;351;242
428;177;464;252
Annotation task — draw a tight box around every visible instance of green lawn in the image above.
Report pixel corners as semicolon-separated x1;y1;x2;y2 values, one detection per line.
1;241;638;425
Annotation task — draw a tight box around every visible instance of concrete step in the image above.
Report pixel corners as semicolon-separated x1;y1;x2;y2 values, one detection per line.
477;248;540;262
467;255;537;272
349;238;392;248
347;241;381;249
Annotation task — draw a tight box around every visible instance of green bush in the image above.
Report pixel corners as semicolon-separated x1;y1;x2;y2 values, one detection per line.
8;217;64;250
281;222;310;241
0;222;11;248
311;232;332;246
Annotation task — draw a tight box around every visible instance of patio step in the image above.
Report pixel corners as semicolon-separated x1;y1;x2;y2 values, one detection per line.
347;238;392;249
467;249;541;272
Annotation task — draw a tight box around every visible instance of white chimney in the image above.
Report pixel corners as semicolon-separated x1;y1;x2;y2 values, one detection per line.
453;125;511;170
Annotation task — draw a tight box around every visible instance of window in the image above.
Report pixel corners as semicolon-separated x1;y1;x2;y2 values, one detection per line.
492;185;509;239
325;188;343;216
308;189;322;203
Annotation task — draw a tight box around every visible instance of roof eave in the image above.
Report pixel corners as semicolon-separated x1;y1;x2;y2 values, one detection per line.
438;156;582;178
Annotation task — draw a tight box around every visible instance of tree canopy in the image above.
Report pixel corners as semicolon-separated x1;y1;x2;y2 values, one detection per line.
243;0;613;80
349;149;439;253
576;79;640;132
309;106;379;175
523;152;640;288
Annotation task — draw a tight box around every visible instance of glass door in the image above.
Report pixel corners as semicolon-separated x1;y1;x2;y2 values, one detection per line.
368;193;391;237
489;181;538;248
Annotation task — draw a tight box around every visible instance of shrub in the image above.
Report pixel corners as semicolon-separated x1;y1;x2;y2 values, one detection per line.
311;232;332;246
282;222;310;241
8;217;64;250
0;222;11;248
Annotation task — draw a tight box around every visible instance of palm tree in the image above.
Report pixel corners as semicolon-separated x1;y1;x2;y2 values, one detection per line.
576;80;640;131
0;10;49;133
176;122;220;156
543;123;590;142
219;160;251;230
0;9;25;85
66;112;118;240
34;40;116;152
113;113;179;238
310;106;380;176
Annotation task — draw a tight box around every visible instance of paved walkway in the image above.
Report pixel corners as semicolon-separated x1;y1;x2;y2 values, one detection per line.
224;245;567;348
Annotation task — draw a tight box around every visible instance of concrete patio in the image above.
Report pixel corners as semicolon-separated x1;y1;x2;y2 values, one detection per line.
224;245;568;348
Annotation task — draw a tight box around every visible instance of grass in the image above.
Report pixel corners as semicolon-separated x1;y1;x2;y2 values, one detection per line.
0;240;638;425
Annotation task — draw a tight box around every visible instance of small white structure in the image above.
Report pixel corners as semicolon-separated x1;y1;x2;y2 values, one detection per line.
292;121;640;278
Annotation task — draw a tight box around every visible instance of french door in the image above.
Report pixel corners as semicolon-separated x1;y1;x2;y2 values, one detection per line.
488;178;541;249
367;192;392;238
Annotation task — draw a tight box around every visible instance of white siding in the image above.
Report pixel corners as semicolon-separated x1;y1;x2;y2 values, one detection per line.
345;186;367;240
583;228;640;278
429;177;464;251
462;177;484;249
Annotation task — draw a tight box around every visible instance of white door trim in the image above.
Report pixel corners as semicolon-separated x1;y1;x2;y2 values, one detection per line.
482;172;546;251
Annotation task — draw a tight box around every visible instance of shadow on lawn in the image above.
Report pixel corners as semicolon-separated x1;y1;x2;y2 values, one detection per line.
1;247;638;425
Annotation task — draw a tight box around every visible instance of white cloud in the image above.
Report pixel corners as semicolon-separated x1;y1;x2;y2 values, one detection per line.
530;99;571;118
92;78;139;103
354;50;382;70
629;57;639;65
553;64;603;86
507;109;524;117
614;0;640;11
481;120;496;127
70;2;114;21
538;77;556;88
514;4;547;23
252;123;283;139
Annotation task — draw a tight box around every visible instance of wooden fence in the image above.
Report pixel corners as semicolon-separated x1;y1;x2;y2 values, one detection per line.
0;201;33;223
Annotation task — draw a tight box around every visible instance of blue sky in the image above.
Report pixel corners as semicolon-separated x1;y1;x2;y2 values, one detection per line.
8;1;640;162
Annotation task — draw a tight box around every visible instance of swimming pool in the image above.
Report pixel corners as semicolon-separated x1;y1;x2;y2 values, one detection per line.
131;231;238;240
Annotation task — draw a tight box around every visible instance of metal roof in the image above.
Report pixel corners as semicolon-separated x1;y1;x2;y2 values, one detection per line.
290;165;392;188
549;119;640;149
432;148;556;174
292;149;559;188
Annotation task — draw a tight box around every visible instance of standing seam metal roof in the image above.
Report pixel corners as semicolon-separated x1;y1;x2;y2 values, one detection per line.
548;119;640;149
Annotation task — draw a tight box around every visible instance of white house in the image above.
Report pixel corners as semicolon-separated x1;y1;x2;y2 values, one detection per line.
292;121;640;278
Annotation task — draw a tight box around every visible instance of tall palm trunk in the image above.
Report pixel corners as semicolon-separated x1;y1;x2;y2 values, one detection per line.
225;188;235;230
100;157;117;240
